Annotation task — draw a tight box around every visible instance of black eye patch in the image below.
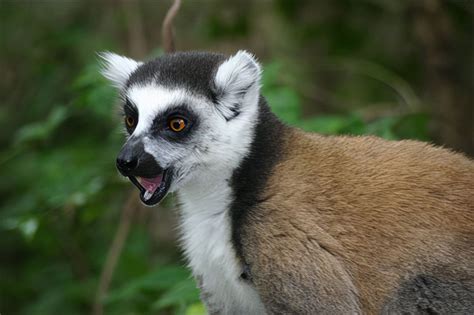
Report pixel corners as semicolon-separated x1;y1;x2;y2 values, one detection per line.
122;99;138;134
151;104;199;142
123;98;137;113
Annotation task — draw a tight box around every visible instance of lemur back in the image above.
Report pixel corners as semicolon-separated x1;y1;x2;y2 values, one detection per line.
239;115;474;313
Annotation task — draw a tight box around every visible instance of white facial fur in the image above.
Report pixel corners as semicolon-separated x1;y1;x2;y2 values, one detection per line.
102;51;266;313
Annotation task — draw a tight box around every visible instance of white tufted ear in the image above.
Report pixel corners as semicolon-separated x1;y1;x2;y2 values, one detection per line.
214;50;262;120
99;52;142;89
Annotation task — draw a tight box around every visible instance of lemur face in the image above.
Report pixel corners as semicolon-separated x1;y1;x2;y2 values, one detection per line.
101;51;262;205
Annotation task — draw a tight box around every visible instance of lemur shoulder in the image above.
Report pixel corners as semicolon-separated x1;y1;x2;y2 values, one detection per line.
102;50;474;314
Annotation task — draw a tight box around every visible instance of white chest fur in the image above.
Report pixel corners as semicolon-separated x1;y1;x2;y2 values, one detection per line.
177;176;266;314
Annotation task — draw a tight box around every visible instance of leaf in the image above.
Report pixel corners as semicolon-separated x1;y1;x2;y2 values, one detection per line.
18;217;39;241
2;216;39;241
300;114;365;135
393;113;430;141
365;116;399;140
72;62;116;119
105;265;192;304
13;106;69;146
266;87;301;125
261;61;303;125
151;278;200;310
185;302;207;315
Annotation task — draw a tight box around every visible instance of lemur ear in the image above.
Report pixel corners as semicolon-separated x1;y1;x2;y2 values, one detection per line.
99;52;142;89
214;50;262;120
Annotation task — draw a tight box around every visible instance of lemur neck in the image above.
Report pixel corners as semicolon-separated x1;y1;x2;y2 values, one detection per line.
228;97;288;259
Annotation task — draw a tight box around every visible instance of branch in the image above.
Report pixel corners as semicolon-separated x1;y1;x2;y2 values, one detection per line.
162;0;182;53
120;0;148;58
92;192;137;315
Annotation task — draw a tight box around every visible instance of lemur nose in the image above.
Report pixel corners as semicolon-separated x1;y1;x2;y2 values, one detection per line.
116;156;138;173
116;138;145;175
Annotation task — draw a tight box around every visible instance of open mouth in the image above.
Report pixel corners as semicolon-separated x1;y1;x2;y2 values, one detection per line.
128;169;172;206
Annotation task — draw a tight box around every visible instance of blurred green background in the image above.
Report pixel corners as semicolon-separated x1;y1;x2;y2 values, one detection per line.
0;1;472;314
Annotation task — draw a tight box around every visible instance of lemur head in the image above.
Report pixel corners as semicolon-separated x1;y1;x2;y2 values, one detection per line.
101;51;262;206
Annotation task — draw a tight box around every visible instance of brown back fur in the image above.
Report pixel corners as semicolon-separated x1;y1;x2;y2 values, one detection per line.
242;129;474;314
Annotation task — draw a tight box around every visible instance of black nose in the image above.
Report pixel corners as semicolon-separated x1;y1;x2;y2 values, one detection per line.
116;156;138;173
116;138;142;175
116;138;162;177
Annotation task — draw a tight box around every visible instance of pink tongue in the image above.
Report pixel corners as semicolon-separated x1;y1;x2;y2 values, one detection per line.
139;175;163;193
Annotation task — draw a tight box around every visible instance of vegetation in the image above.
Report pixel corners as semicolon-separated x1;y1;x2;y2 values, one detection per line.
0;1;471;315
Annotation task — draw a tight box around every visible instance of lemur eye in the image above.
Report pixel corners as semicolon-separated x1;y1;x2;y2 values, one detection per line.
168;117;187;132
125;115;135;128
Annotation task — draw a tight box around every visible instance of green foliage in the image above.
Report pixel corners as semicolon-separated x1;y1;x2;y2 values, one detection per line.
262;62;430;140
13;106;69;147
104;265;200;314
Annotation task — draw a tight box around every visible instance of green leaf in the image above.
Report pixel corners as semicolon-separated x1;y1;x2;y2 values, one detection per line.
72;62;116;119
266;87;301;125
105;265;192;304
151;279;200;310
18;217;39;241
13;106;69;146
185;302;207;315
300;114;366;135
365;116;398;140
393;113;430;141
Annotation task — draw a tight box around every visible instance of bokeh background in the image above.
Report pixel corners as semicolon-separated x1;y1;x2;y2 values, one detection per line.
1;1;472;314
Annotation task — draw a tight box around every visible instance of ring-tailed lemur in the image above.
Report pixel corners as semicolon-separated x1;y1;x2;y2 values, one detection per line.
101;50;474;314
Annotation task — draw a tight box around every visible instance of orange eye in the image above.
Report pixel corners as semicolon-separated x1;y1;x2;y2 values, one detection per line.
125;115;135;128
168;117;186;132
